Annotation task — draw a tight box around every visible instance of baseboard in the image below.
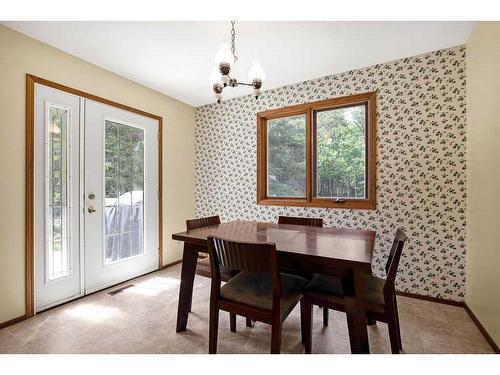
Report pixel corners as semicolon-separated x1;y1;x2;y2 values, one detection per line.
159;259;182;269
396;291;464;307
0;314;27;330
463;303;500;354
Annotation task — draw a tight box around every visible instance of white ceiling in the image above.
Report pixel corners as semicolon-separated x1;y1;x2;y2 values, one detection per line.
4;21;476;107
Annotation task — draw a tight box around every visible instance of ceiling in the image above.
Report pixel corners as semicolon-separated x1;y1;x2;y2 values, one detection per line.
4;21;476;107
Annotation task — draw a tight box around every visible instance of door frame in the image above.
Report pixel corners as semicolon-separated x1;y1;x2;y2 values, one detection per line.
26;74;163;317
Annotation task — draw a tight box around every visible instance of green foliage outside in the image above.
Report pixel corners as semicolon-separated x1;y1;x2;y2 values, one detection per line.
104;121;145;203
267;115;306;197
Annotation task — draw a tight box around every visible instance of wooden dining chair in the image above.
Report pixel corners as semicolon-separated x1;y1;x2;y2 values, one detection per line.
301;229;408;354
186;215;240;282
277;215;324;300
186;215;250;331
278;215;323;227
207;236;309;354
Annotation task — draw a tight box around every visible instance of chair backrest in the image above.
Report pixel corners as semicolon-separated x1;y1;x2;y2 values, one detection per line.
383;229;408;294
186;215;221;231
207;236;282;298
278;216;323;227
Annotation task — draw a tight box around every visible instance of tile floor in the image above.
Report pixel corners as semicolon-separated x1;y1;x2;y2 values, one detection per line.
0;264;494;354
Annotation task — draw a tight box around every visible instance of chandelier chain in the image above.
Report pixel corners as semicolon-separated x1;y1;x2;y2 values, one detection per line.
230;21;237;62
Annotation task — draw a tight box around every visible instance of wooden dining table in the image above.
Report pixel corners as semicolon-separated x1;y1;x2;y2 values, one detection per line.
171;220;375;354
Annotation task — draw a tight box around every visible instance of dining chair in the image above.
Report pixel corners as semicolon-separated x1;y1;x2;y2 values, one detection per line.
301;229;408;354
186;215;239;281
278;215;325;322
277;216;323;278
278;215;323;227
207;236;309;354
186;215;251;331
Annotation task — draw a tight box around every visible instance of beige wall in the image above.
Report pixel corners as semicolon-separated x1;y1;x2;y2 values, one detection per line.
0;25;195;324
466;21;500;346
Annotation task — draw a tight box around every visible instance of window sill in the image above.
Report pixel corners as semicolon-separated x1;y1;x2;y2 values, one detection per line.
257;197;376;210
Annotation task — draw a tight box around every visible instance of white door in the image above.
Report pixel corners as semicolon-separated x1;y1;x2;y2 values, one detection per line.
34;84;83;311
34;84;160;310
84;100;159;293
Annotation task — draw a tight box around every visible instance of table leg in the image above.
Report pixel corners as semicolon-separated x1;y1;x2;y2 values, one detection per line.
176;243;199;332
344;269;370;354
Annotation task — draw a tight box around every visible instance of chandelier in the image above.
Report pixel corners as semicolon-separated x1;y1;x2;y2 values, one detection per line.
210;21;265;104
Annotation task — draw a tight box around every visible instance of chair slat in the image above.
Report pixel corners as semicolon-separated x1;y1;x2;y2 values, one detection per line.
278;216;323;227
186;215;221;230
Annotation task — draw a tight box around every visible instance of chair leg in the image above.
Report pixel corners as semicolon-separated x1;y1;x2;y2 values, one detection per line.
270;319;282;354
393;293;403;349
323;307;329;327
246;318;253;327
387;318;400;354
300;299;313;354
209;304;219;354
300;300;306;344
229;313;236;333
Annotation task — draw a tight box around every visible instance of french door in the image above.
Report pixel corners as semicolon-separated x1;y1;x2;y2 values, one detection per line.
84;100;159;293
34;83;160;312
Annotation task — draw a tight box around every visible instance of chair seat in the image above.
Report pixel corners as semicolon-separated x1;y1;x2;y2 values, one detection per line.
304;273;386;314
220;272;308;318
196;257;239;282
281;267;313;280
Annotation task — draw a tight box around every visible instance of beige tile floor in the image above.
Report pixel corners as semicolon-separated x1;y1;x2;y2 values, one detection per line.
0;264;494;354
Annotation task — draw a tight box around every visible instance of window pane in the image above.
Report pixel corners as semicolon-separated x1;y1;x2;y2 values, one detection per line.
104;120;144;265
47;106;71;281
267;114;306;197
316;105;366;198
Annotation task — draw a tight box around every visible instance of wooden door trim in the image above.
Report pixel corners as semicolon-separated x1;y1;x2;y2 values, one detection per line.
25;74;164;317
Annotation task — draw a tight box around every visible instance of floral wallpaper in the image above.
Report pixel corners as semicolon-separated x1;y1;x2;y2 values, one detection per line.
194;46;467;301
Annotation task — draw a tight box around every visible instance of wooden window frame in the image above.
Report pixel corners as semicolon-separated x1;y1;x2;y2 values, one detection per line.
257;91;376;210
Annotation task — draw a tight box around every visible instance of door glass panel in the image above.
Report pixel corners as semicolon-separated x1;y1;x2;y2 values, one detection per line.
46;105;71;281
104;120;144;265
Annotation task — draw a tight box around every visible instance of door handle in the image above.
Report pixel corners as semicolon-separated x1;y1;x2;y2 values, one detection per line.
88;207;96;214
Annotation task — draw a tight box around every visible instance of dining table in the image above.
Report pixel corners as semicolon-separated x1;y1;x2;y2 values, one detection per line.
171;220;376;354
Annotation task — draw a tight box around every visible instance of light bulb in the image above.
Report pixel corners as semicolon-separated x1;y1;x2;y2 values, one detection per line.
214;43;234;67
209;66;221;86
248;60;265;82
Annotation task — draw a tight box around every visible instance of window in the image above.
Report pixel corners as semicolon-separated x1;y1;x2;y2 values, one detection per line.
104;120;145;265
46;104;71;281
257;92;376;209
267;114;307;197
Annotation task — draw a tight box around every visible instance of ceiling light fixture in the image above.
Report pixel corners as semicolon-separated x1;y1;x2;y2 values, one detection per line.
210;21;265;104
